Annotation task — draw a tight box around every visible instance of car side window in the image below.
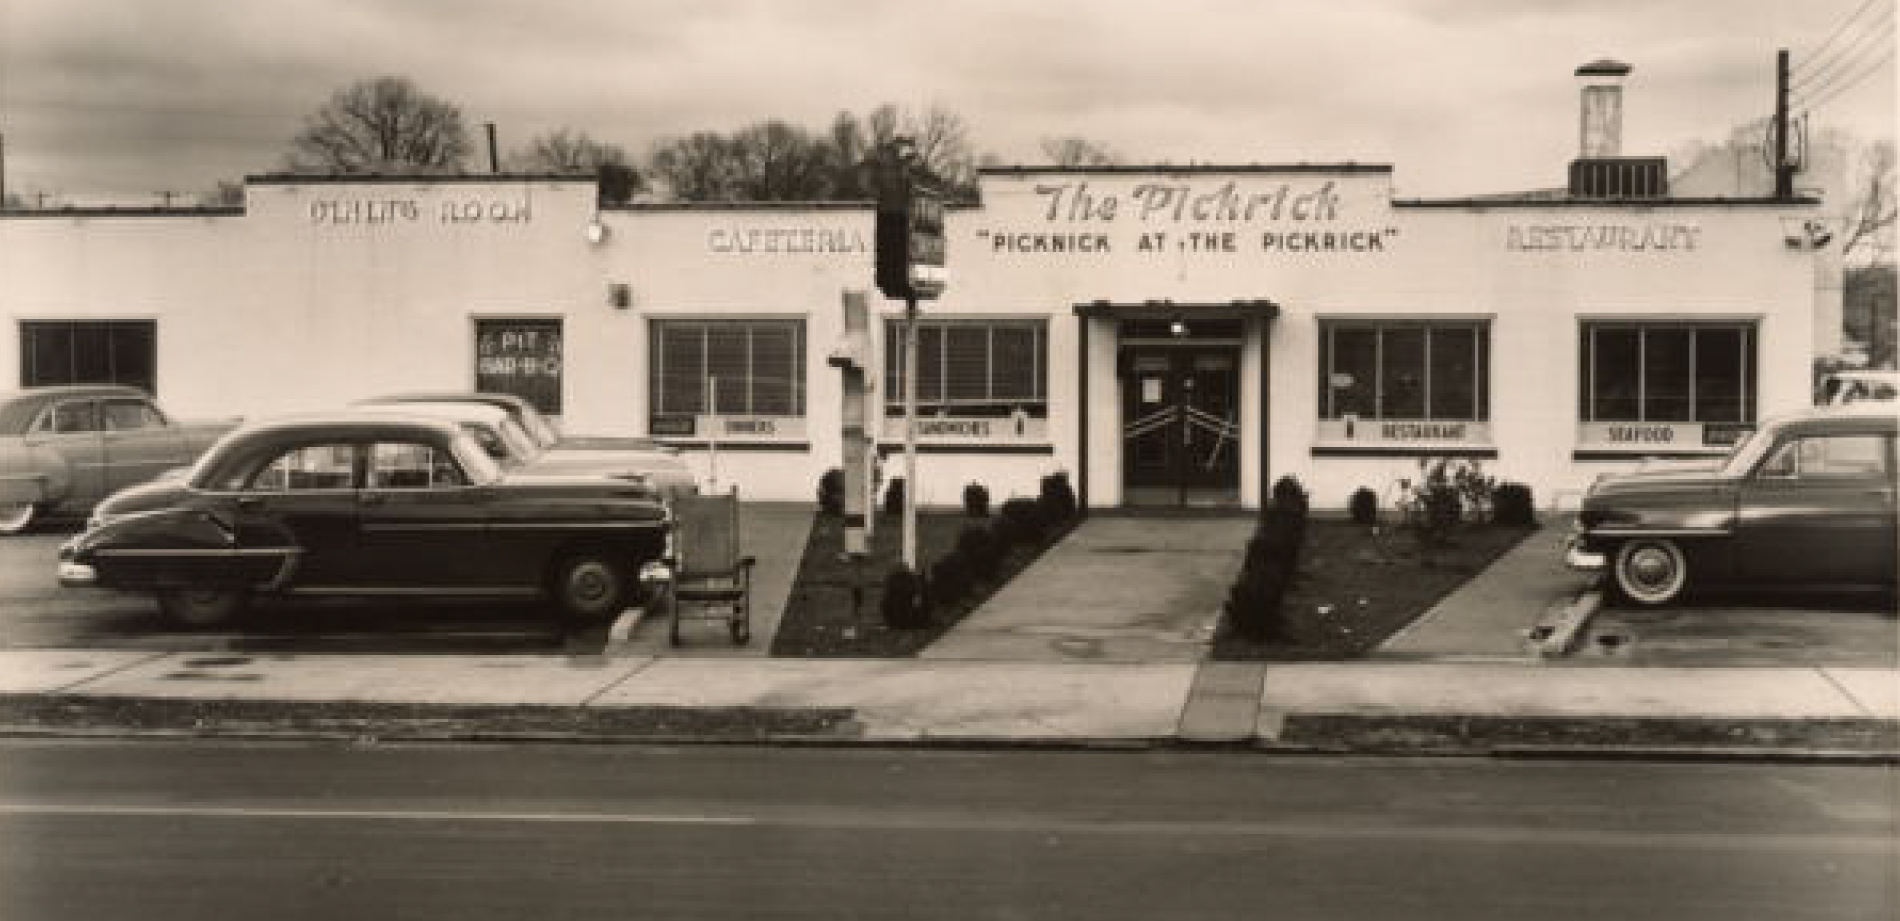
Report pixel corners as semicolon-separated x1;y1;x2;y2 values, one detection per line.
102;399;163;431
368;442;467;489
251;444;357;491
1757;435;1888;480
36;401;101;434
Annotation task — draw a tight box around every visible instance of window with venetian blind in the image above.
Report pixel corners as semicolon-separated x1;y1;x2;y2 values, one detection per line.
883;319;1047;419
648;319;805;433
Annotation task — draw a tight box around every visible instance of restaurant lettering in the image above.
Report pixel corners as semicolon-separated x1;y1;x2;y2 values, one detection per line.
1381;422;1467;440
980;178;1398;257
1506;223;1699;252
1607;425;1676;443
708;227;868;254
308;196;531;226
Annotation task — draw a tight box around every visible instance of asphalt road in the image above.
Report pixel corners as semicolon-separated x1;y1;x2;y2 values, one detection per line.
0;741;1893;920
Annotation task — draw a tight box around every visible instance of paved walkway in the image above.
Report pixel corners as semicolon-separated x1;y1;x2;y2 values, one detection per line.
922;514;1255;662
1373;520;1593;661
5;649;1894;747
609;502;812;657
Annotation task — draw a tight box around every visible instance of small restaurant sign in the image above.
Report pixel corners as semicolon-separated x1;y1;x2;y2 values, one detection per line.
1576;421;1752;451
649;415;809;443
1315;417;1493;448
880;412;1048;446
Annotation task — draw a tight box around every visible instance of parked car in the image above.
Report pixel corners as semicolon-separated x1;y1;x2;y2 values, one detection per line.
1819;369;1898;406
1566;405;1897;604
0;385;238;534
355;393;698;496
58;413;670;627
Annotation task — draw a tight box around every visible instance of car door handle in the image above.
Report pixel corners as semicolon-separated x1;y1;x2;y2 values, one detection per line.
235;496;263;512
360;493;387;506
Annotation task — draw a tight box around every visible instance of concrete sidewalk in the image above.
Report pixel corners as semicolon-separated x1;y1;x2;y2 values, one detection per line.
1374;521;1593;661
4;648;1894;753
923;514;1253;662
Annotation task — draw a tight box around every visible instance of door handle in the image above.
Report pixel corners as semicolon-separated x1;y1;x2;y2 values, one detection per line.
360;493;387;506
235;496;262;512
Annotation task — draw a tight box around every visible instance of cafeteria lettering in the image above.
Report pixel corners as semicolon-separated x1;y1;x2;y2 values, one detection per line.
1608;425;1675;443
1034;180;1343;223
1381;422;1468;440
709;227;868;254
1506;223;1699;252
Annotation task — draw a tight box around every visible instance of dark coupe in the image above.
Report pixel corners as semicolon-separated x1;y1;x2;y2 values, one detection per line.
1567;406;1897;605
59;414;669;627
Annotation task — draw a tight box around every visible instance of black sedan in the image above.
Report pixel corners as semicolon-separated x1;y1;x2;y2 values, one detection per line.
1567;406;1896;605
58;413;669;627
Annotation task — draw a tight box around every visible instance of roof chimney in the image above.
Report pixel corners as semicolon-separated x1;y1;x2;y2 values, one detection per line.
1576;59;1632;158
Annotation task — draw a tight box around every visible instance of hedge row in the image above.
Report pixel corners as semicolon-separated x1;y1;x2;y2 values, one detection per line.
883;472;1079;629
1225;475;1310;642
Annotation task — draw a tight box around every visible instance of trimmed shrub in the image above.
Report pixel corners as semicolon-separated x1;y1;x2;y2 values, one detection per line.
1492;481;1536;526
1037;471;1078;523
956;524;1002;580
1271;475;1310;518
963;482;991;518
1224;506;1307;643
880;564;927;628
1348;487;1378;525
929;551;970;604
882;477;906;518
817;468;844;516
997;497;1046;546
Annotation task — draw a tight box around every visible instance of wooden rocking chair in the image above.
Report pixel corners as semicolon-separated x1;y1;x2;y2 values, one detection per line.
661;487;755;646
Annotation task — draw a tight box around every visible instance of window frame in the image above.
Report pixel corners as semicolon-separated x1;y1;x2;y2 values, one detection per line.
1579;321;1757;425
1317;319;1491;423
883;317;1049;419
647;317;809;441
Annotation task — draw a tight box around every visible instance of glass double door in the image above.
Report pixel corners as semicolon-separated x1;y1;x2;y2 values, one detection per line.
1120;347;1241;503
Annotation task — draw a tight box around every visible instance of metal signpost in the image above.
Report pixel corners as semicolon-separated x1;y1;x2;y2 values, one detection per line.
875;139;947;570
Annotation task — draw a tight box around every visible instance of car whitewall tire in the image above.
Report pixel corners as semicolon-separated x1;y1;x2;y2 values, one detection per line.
1612;538;1688;606
0;503;36;535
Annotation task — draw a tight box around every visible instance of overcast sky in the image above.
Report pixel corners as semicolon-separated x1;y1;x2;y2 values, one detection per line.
1;0;1893;202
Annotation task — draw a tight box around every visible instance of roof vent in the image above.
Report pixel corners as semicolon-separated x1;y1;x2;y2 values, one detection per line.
1568;157;1668;199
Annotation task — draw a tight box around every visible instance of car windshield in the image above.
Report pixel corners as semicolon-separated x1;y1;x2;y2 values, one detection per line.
1718;424;1778;477
448;431;503;485
514;403;560;448
493;417;543;466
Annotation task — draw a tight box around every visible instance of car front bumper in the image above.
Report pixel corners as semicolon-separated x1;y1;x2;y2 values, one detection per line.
57;560;98;587
1563;536;1606;573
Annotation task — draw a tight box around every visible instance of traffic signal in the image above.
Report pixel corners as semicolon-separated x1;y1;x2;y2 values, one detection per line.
876;180;947;301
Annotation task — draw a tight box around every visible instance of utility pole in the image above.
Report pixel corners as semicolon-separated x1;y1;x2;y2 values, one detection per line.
1774;48;1793;200
0;131;7;210
485;122;500;174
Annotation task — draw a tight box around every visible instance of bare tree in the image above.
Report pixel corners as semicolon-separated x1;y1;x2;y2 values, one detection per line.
286;76;473;173
511;129;645;205
648;132;743;201
1842;140;1895;266
1040;136;1120;167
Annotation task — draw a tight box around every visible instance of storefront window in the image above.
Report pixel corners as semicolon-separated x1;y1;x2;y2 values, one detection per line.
1580;323;1755;423
1578;322;1757;451
885;320;1047;420
1320;321;1489;422
474;318;563;416
20;320;156;395
649;319;806;440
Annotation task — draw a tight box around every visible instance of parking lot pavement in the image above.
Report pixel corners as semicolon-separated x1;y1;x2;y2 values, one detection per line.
1574;592;1899;668
0;528;594;655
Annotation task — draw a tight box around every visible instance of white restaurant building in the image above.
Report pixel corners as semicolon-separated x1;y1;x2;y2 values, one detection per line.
0;63;1835;510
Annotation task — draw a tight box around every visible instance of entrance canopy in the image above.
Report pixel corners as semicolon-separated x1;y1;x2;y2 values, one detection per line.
1072;299;1281;321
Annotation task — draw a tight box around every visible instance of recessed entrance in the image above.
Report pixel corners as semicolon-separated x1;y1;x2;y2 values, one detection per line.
1120;321;1242;507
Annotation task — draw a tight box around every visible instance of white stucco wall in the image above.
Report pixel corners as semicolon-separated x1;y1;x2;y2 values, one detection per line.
0;170;1823;508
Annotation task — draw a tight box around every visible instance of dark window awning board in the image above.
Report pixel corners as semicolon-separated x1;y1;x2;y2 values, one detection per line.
1072;299;1281;321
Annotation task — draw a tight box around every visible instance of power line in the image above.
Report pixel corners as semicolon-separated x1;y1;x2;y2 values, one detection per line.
1794;0;1885;75
1799;42;1896;111
1793;5;1894;91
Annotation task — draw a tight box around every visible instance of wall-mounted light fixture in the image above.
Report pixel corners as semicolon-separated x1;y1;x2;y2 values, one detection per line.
1780;216;1833;250
608;283;632;309
585;217;610;245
